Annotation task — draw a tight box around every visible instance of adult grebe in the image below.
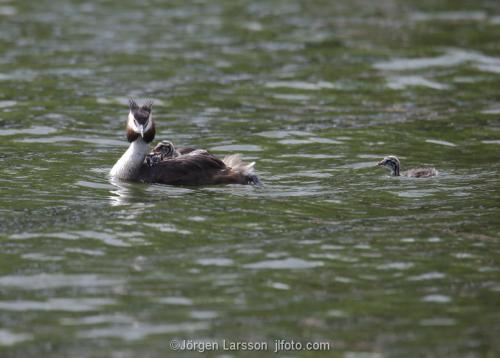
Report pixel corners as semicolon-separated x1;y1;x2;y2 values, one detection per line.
110;99;261;185
377;155;438;178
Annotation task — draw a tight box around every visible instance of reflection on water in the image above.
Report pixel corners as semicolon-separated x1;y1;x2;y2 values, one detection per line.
0;0;499;356
108;177;134;206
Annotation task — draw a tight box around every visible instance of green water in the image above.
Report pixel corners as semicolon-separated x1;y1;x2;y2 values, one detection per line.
1;0;500;357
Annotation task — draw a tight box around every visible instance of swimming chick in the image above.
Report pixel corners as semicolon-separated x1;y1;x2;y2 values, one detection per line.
377;155;438;178
110;99;261;185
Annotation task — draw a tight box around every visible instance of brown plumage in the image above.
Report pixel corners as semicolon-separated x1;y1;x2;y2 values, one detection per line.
401;167;438;178
137;151;255;185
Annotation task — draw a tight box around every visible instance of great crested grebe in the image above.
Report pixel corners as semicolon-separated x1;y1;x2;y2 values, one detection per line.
110;99;261;185
377;155;438;178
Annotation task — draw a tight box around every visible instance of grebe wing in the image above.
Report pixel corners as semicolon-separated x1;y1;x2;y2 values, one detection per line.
139;152;227;185
177;147;197;155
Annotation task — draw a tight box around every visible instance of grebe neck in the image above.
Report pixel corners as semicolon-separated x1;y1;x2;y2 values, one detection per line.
110;139;150;180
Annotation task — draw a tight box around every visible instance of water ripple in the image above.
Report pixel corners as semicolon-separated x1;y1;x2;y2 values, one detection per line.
0;126;57;136
0;330;32;347
10;231;137;247
0;274;123;290
61;314;134;326
197;258;234;267
374;49;500;71
78;322;209;341
244;258;324;269
157;297;193;306
407;272;445;281
265;81;336;90
377;262;414;270
387;76;448;90
425;139;457;147
421;294;452;303
410;11;486;22
0;298;115;312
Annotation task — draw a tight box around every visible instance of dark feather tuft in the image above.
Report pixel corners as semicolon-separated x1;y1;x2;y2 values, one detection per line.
129;98;139;111
142;99;154;112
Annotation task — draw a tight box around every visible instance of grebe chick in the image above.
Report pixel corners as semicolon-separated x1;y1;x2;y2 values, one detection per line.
110;99;261;186
377;155;438;178
145;140;180;167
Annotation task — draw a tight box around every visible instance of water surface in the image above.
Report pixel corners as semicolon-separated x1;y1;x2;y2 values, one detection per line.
1;0;499;356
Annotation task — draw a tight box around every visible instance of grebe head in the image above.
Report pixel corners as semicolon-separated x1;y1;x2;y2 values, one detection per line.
126;98;155;143
377;155;400;176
